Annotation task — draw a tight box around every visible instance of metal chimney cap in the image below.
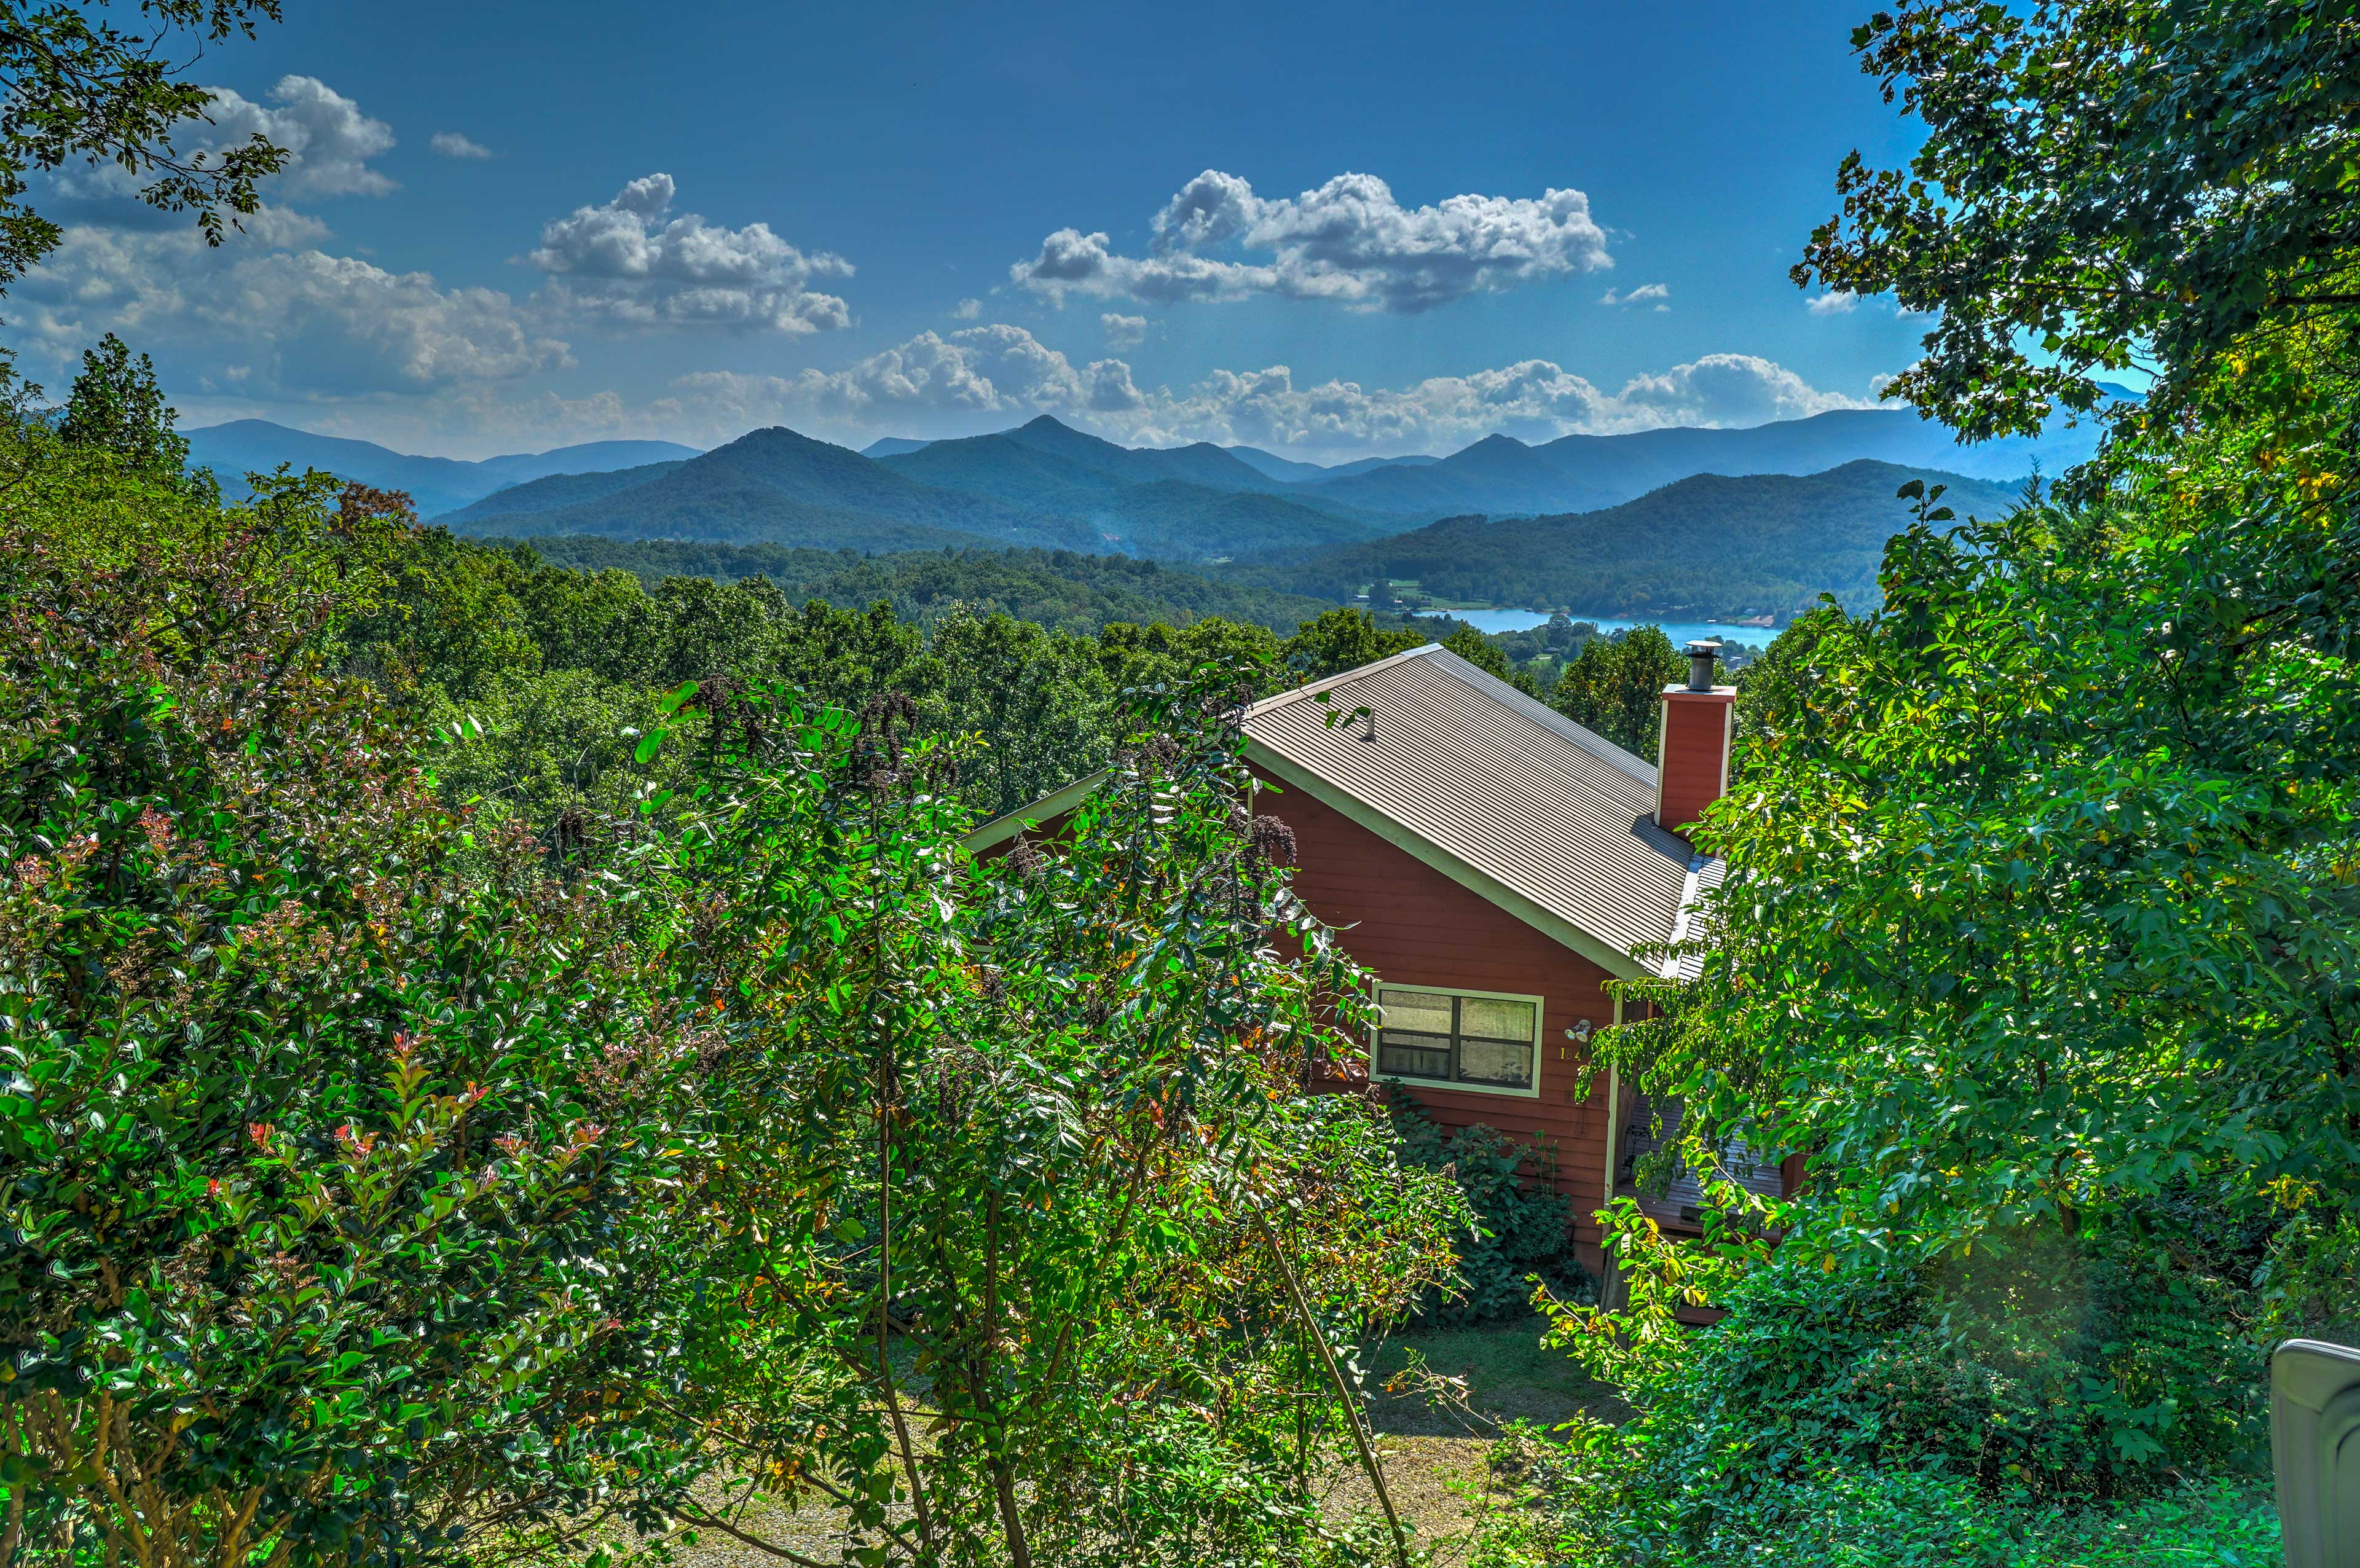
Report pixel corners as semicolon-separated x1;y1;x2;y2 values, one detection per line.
1684;640;1723;692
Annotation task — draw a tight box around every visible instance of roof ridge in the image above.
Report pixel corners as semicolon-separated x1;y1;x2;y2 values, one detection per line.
1245;641;1446;721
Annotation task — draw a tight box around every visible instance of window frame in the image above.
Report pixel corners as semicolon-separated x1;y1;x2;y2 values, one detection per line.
1368;982;1546;1100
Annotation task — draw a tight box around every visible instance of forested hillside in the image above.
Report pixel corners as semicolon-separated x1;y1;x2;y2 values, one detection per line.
508;535;1340;632
462;455;2028;625
1232;460;2024;619
441;425;1101;551
230;410;2084;606
441;420;1403;560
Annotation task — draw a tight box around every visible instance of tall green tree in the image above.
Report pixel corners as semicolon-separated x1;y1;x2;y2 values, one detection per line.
56;333;189;480
1604;0;2360;1255
928;606;1112;818
1517;12;2360;1555
634;667;1467;1565
1549;627;1685;757
1281;608;1423;680
1798;0;2360;441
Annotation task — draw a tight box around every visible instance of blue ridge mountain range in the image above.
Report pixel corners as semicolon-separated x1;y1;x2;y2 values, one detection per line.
183;420;701;519
181;404;2111;621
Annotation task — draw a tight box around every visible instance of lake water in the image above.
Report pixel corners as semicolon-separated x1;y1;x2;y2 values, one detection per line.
1415;608;1779;649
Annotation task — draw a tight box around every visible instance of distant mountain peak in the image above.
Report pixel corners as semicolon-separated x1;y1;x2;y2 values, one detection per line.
179;420;700;519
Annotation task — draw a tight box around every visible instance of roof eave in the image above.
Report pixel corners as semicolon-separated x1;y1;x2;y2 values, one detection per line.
964;768;1110;852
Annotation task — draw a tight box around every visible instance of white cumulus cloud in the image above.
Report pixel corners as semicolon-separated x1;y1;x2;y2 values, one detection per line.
661;324;1112;432
42;74;398;218
525;172;854;334
1110;354;1870;454
1611;353;1871;428
11;76;572;409
639;323;1873;457
1602;283;1670;309
1807;290;1860;315
1013;169;1611;314
951;297;982;319
14;222;567;398
430;131;495;160
1099;312;1147;348
206;76;399;198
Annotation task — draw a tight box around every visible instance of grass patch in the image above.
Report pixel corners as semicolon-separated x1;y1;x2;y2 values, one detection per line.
1364;1315;1618;1436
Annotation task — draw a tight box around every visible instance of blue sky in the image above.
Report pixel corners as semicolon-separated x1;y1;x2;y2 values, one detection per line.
10;0;1932;459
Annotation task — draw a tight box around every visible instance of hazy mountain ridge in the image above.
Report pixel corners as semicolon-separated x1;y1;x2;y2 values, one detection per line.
1221;446;1444;483
446;420;1404;562
1220;460;2029;622
442;427;1099;553
1300;409;2096;519
204;410;2087;605
183;420;701;517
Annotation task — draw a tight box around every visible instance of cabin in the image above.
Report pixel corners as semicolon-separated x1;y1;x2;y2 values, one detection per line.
967;640;1782;1273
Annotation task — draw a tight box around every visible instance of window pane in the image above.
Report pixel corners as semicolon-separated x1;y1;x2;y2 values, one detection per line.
1456;1035;1533;1089
1460;996;1536;1043
1377;988;1453;1036
1378;1032;1452;1080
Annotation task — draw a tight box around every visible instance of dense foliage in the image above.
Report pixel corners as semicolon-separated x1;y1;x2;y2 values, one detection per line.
1473;1194;2294;1563
331;525;1479;824
500;535;1336;633
267;513;1697;830
0;451;723;1568
1388;1102;1590;1327
1546;628;1689;759
0;382;1478;1564
618;653;1469;1566
1488;0;2360;1561
1798;0;2360;442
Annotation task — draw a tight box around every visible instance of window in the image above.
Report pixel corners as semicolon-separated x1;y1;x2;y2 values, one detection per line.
1618;1093;1788;1214
1372;985;1542;1096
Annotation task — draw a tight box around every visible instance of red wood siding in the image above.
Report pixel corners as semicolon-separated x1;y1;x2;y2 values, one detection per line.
1253;769;1621;1261
1656;691;1735;833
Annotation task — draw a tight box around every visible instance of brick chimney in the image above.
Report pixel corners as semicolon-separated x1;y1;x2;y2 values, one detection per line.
1656;641;1736;834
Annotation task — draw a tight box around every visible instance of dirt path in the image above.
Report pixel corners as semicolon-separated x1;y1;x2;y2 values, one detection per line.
1324;1316;1618;1562
631;1320;1608;1566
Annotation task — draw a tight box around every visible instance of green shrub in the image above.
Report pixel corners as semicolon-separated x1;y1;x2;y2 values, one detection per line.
1477;1429;2281;1568
1880;1220;2268;1490
2254;1204;2360;1348
1390;1100;1594;1325
0;490;719;1567
1492;1191;2280;1565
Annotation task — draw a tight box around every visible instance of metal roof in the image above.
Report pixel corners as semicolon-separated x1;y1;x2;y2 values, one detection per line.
1240;645;1707;976
964;642;1723;978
